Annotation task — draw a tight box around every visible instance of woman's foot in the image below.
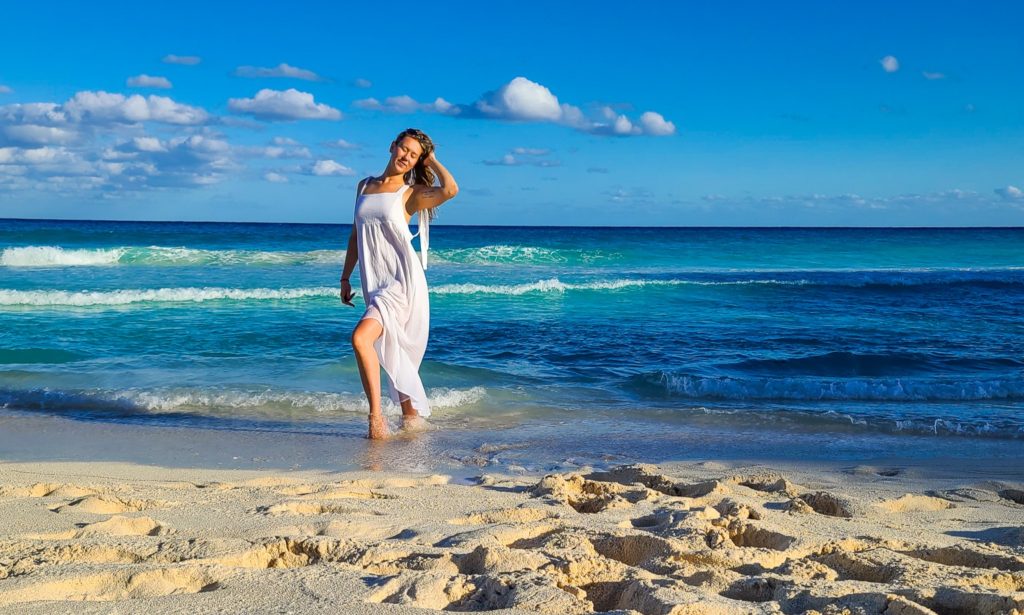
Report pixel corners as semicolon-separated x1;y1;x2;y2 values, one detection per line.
368;413;390;440
400;415;431;432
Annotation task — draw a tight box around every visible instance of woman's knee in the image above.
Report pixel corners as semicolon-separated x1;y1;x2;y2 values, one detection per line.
351;320;380;352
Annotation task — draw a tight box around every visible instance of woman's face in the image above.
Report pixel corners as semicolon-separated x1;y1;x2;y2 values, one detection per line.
390;136;424;173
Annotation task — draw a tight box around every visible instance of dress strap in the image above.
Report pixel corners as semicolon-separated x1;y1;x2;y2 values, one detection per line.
357;176;372;196
404;185;429;270
411;210;429;271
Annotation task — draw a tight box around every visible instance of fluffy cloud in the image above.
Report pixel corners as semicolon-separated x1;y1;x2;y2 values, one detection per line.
163;54;201;65
922;71;945;80
352;78;372;88
234;63;323;81
0;88;237;194
639;111;676;136
309;159;355;176
995;185;1023;200
0;91;209;149
228;88;341;121
0;131;234;193
880;55;899;73
473;77;565;121
470;77;676;136
0;86;11;94
63;91;208;125
361;77;675;137
263;171;288;183
127;75;172;89
1;124;77;146
353;95;456;115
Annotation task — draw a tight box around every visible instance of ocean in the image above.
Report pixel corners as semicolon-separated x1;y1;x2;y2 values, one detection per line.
1;219;1022;471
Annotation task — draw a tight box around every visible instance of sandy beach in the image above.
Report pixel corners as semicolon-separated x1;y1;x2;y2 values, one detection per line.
2;454;1023;614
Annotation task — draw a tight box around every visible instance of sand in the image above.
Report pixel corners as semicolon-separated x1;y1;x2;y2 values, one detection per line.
1;459;1022;614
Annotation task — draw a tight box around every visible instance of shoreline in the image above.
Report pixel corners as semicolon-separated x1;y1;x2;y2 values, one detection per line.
2;410;1023;481
1;454;1022;613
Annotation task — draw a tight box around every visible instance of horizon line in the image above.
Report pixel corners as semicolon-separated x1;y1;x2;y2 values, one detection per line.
3;217;1024;230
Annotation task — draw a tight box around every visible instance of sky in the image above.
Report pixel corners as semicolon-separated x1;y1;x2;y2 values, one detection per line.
0;1;1022;226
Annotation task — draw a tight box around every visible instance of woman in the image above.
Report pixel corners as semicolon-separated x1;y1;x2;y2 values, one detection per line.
339;128;458;440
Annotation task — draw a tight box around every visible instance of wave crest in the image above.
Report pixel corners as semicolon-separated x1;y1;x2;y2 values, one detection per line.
1;245;345;267
635;370;1024;402
0;386;487;417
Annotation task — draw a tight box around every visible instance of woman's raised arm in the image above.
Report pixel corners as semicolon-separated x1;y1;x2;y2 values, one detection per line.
406;153;458;216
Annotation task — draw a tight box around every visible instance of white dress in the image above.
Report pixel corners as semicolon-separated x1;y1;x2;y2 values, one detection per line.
354;177;431;417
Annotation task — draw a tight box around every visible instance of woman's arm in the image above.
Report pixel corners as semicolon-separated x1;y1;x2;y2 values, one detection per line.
406;153;458;216
340;179;365;305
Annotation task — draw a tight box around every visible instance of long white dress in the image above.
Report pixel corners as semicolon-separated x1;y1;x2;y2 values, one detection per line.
354;177;431;417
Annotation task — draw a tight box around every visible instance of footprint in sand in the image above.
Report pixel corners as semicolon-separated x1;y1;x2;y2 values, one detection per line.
448;507;556;525
255;500;376;517
875;494;956;513
28;515;172;539
0;483;99;499
50;495;170;515
0;566;225;605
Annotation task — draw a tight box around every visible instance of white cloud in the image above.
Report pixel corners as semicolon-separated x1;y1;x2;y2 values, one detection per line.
922;71;945;80
639;111;676;136
482;149;560;167
1;124;77;146
234;63;323;81
130;136;167;152
163;54;201;65
309;159;355;176
272;136;300;146
995;185;1023;200
228;88;341;121
325;138;359;149
880;55;899;73
351;77;676;137
263;171;288;183
474;77;564;121
455;77;675;137
63;91;208;125
0;131;234;193
127;75;172;89
0;86;11;94
353;78;372;88
237;143;311;159
353;95;457;115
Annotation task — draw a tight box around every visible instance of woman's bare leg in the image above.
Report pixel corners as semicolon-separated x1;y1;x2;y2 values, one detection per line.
351;317;388;440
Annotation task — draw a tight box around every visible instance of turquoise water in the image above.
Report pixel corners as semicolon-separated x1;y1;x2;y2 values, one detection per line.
1;220;1022;469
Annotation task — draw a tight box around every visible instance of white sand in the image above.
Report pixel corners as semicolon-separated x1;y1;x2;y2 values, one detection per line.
1;459;1022;614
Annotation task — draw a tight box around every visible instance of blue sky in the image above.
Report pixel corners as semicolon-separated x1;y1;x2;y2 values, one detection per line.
0;1;1022;226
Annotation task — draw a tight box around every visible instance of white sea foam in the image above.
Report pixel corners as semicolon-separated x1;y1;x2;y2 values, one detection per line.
1;246;127;267
432;278;695;295
0;245;346;267
647;371;1024;402
1;385;487;416
0;287;337;307
433;245;608;265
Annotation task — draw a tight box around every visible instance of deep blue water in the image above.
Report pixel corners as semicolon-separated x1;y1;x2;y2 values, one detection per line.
1;219;1022;466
